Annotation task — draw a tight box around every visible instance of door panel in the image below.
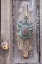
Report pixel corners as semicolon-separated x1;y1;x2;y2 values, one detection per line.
10;0;40;64
1;0;40;64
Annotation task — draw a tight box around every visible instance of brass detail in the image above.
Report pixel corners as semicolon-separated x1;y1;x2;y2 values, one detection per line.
1;42;9;50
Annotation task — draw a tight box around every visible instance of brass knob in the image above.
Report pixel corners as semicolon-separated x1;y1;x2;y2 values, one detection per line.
1;42;9;50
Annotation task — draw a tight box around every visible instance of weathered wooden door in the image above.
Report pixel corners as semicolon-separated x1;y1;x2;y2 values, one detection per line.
1;0;40;64
10;0;40;64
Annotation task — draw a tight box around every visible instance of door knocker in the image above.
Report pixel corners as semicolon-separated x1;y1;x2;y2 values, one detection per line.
18;14;33;41
17;2;33;58
17;14;33;58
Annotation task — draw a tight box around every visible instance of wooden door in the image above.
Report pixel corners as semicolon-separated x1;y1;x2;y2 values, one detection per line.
10;0;40;64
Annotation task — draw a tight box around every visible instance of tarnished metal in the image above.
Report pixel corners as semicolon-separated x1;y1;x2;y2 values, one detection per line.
18;15;33;41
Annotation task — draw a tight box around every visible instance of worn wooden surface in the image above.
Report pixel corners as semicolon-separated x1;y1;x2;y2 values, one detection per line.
10;0;39;63
40;0;42;64
1;0;11;64
1;0;40;64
